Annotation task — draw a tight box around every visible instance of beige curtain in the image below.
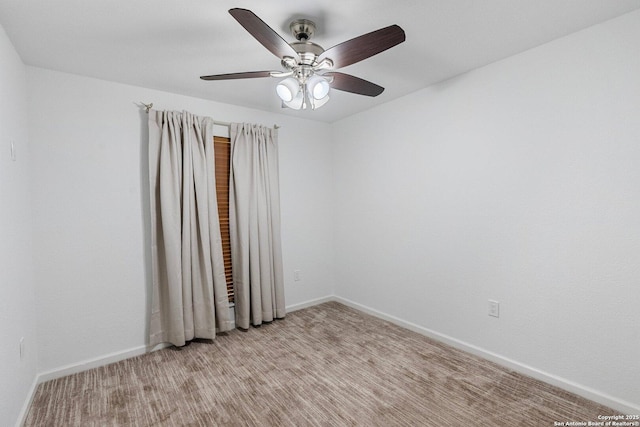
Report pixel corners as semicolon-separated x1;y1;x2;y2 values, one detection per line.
148;110;233;347
230;123;285;329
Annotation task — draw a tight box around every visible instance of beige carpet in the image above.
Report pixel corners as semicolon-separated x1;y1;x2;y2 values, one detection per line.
25;302;615;426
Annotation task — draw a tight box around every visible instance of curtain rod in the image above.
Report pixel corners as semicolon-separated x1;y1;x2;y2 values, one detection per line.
140;102;280;129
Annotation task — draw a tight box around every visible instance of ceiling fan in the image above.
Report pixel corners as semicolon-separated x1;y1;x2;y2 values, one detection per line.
200;8;406;110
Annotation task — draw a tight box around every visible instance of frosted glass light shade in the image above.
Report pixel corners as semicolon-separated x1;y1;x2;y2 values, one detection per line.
276;77;300;102
310;94;330;110
307;75;330;100
283;90;304;110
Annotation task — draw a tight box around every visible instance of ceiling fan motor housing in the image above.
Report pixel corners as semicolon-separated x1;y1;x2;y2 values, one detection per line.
290;41;324;66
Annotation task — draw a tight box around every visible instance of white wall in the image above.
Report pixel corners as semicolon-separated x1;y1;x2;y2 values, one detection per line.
332;10;640;411
0;25;38;425
26;67;334;374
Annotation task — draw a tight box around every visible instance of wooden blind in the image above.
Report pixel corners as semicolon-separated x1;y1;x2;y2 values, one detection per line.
213;136;233;303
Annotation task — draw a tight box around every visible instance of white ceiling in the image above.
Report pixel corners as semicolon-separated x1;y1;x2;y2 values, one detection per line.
1;0;639;123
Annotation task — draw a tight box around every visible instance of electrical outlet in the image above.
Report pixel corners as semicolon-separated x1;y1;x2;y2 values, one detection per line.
488;300;500;318
293;270;301;282
19;337;25;360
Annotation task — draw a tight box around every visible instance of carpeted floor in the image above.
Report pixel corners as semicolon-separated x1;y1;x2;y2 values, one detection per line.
25;302;615;426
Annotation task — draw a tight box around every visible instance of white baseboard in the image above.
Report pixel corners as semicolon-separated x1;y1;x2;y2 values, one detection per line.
286;295;335;313
333;296;640;415
37;343;170;384
15;376;39;427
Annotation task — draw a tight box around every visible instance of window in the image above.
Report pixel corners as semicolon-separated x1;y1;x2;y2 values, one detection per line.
213;136;233;303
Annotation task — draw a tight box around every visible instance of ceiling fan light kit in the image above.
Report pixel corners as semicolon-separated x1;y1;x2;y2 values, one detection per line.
200;8;406;111
276;72;332;110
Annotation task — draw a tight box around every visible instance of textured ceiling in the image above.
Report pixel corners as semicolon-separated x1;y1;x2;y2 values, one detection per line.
1;0;639;122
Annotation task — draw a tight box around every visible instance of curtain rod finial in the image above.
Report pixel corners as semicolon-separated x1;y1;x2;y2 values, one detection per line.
141;102;153;113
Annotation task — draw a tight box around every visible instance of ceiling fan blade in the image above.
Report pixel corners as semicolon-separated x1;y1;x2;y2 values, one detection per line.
229;8;299;60
200;71;273;80
324;72;384;97
318;25;405;69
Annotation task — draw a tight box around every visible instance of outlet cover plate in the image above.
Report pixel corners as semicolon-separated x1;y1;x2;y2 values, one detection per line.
488;300;500;318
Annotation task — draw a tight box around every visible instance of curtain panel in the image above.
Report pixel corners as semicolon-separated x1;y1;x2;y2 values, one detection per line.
230;123;286;329
148;110;233;347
